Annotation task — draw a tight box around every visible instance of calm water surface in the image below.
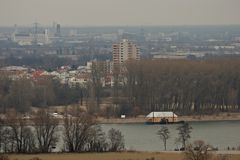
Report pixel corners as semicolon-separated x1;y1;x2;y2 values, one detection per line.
100;120;240;151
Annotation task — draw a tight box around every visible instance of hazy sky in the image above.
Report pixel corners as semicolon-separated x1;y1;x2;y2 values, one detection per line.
0;0;240;26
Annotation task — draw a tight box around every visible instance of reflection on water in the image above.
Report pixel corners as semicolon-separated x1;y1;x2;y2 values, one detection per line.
55;121;240;152
100;121;240;151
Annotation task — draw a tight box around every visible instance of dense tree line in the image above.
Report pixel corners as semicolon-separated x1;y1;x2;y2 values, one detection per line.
122;58;240;115
0;108;125;153
2;57;240;116
0;76;84;113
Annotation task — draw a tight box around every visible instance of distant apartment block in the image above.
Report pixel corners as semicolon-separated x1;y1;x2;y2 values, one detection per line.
112;39;140;71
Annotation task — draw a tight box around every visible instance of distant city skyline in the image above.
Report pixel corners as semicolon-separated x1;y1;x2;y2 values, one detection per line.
0;0;240;27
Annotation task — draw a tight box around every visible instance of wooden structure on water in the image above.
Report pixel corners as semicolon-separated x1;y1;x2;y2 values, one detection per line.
145;111;183;124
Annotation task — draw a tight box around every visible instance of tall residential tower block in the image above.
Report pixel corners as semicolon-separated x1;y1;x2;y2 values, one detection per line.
112;39;140;71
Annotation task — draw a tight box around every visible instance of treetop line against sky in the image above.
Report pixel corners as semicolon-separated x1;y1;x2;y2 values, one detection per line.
0;0;240;26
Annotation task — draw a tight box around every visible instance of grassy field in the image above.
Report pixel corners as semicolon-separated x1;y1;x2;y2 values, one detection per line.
6;152;240;160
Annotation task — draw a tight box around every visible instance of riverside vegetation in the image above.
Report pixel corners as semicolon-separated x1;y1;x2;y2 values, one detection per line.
0;108;125;154
1;57;240;159
0;113;239;160
1;57;240;117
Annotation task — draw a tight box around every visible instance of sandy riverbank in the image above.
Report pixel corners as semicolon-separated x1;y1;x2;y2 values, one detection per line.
179;112;240;122
6;151;240;160
97;112;240;124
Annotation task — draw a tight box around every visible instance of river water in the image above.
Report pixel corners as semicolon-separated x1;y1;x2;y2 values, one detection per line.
56;120;240;152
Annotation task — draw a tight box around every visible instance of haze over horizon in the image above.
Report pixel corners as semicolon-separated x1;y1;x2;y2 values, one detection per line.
0;0;240;27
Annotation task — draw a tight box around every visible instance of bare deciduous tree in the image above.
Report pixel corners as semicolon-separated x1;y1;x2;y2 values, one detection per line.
0;117;4;151
1;127;13;153
63;107;96;152
33;109;59;153
177;122;192;150
89;61;104;113
108;128;125;151
8;78;33;113
6;112;36;153
184;140;212;160
88;125;108;152
157;126;170;151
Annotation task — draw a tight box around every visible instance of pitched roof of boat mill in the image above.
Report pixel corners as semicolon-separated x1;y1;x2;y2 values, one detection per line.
146;112;178;118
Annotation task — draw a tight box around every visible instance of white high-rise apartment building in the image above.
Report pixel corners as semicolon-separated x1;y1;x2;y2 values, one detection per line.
112;39;140;69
